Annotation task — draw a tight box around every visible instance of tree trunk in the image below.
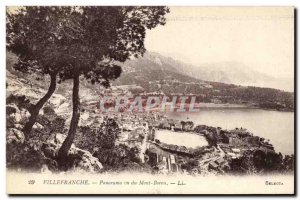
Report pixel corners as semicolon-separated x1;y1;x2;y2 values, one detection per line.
57;74;80;166
23;73;57;135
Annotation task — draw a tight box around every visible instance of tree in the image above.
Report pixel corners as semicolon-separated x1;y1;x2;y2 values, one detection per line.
282;154;294;172
6;7;74;136
98;119;121;149
180;121;186;130
74;119;120;152
55;6;169;166
185;121;194;130
230;149;287;175
7;6;169;167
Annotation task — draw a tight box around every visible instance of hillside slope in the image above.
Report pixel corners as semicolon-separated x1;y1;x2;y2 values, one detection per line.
7;51;294;111
118;52;293;92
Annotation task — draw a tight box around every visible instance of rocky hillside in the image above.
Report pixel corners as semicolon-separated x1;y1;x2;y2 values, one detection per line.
6;51;148;174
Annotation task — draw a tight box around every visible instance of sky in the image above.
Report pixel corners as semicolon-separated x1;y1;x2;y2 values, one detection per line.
145;7;294;79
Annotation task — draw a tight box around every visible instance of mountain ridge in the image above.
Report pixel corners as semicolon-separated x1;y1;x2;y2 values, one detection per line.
121;51;293;92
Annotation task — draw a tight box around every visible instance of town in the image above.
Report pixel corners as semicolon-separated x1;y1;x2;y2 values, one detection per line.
74;85;278;176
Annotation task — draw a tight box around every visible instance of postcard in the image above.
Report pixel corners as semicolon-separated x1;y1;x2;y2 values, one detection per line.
6;6;295;195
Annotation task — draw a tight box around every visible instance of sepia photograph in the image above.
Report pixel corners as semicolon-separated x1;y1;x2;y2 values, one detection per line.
5;6;295;195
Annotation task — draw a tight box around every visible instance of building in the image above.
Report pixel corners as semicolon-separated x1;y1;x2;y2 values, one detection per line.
209;161;218;170
215;158;226;166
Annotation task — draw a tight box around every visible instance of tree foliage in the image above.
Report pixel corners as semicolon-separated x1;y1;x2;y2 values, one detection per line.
7;6;169;167
7;6;169;83
229;149;294;174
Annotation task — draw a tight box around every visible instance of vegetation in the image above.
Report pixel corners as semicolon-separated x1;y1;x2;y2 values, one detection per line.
75;119;121;152
7;7;71;135
74;118;142;169
228;149;294;175
181;158;198;172
6;6;294;176
7;6;169;168
116;64;294;111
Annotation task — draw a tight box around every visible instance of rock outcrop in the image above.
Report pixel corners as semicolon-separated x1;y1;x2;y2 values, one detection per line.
42;133;103;173
7;128;25;144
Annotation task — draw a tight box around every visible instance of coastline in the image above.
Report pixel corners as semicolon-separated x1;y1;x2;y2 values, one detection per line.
197;103;294;112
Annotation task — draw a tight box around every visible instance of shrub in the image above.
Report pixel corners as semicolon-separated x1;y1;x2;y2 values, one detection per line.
43;106;56;115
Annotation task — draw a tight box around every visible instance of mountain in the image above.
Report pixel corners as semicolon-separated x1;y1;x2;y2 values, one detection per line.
113;52;212;93
6;51;294;111
118;52;293;92
112;51;293;111
173;61;294;92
